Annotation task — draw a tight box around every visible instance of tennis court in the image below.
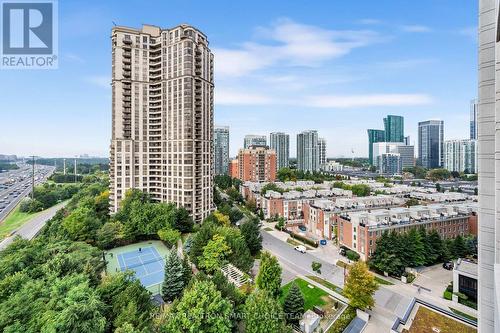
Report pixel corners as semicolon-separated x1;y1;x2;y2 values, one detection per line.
105;240;169;294
117;246;164;288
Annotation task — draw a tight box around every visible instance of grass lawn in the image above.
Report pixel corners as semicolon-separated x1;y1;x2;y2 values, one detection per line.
374;276;394;285
286;238;314;250
449;307;477;323
280;278;330;311
263;227;273;231
0;205;41;240
306;275;344;295
404;306;476;333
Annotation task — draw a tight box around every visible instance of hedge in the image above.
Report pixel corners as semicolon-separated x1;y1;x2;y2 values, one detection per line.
346;250;360;261
326;306;356;333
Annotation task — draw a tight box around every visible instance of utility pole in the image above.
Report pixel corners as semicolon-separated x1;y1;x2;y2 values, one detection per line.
63;158;66;175
31;156;35;200
74;157;77;183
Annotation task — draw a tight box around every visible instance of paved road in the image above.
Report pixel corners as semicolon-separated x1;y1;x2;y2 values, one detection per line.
261;231;345;288
0;165;55;222
261;229;413;332
0;201;67;250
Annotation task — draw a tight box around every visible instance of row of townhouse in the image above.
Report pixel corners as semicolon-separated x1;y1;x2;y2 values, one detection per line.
303;195;405;239
336;203;478;260
408;191;469;202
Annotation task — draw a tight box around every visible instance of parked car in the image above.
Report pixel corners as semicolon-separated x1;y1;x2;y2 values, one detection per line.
294;245;306;253
339;248;347;256
442;262;453;270
298;226;307;232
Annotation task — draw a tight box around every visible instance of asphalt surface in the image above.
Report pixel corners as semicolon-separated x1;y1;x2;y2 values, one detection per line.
261;231;345;288
0;201;67;250
0;164;55;222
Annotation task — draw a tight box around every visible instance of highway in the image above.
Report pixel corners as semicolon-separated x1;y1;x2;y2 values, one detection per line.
0;163;55;222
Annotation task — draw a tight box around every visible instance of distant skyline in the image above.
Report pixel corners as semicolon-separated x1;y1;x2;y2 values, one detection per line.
0;0;477;158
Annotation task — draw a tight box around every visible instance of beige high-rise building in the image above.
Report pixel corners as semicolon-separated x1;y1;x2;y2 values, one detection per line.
109;24;214;222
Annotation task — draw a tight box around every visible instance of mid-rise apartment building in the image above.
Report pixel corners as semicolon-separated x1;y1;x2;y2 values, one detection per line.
270;132;289;171
297;130;319;172
372;142;414;173
109;24;214;222
444;139;477;174
214;125;229;175
337;204;476;260
234;146;276;182
244;135;267;148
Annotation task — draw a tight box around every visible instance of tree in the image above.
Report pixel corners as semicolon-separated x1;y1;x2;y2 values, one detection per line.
283;282;304;325
451;235;468;258
199;234;232;274
427;168;451;181
217;226;254;272
96;221;123;249
256;252;282;298
276;217;285;230
213;211;231;226
181;256;192;287
244;290;285;333
168;207;194;233
241;219;262;255
404;229;425;267
189;220;216;266
163;280;233;333
157;227;181;247
162;250;186;302
343;261;378;310
311;261;322;274
277;167;297;182
258;208;265;220
62;206;102;243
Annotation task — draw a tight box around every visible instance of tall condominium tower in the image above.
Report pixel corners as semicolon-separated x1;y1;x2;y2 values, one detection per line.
270;132;289;171
478;1;500;331
443;139;477;174
110;24;214;222
318;137;327;167
384;115;405;142
297;130;319;172
418;120;444;169
367;129;386;165
244;135;267;148
470;98;478;140
214;126;229;175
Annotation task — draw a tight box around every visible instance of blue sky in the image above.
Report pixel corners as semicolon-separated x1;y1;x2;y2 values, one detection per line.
0;0;477;158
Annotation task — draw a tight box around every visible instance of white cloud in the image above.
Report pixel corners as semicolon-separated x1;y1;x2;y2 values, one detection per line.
214;18;382;77
84;75;110;89
401;25;432;33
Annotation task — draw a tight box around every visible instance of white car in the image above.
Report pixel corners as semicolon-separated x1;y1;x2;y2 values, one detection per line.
294;245;306;253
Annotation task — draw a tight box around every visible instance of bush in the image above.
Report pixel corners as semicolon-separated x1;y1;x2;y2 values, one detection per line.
327;306;356;333
346;250;360;261
403;272;415;283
